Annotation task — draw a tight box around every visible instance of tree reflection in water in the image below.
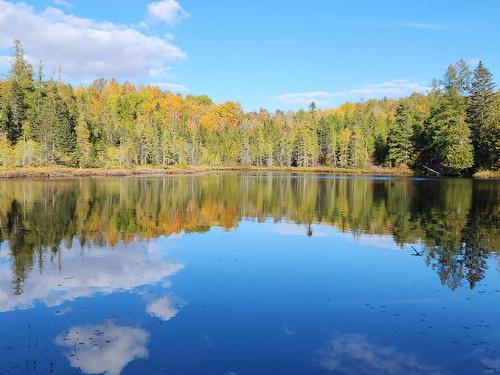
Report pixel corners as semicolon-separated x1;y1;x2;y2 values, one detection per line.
0;173;498;293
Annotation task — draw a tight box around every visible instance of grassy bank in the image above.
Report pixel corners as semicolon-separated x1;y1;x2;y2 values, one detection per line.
219;165;414;175
0;165;415;179
0;166;213;178
472;170;500;179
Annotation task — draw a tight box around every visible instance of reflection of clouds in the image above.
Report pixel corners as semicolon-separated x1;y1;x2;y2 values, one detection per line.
146;296;183;321
319;334;443;375
56;322;149;375
272;222;400;249
481;357;500;373
0;242;183;312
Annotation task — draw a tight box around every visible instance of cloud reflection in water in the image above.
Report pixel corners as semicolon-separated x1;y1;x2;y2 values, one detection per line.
318;334;443;375
55;322;149;375
0;241;183;312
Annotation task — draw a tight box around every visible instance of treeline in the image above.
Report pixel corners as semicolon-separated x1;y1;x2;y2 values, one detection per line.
0;40;499;174
0;174;497;291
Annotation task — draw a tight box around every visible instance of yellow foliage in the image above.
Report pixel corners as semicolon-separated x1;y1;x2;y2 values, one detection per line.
13;140;42;167
0;137;14;167
200;101;241;131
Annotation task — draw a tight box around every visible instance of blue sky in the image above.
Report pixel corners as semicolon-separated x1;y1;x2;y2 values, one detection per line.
0;0;499;111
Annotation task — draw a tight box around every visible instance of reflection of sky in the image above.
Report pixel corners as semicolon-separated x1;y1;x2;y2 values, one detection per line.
55;322;149;375
270;221;404;250
0;217;499;374
318;334;443;375
146;296;183;321
0;240;183;312
482;357;500;374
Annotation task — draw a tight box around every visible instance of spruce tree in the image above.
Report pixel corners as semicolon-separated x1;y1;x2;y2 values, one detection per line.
467;61;499;169
48;83;75;159
388;101;414;166
6;40;34;145
427;62;474;173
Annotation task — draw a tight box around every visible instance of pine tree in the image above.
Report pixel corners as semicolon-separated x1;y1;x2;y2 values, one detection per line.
48;83;75;161
427;62;474;173
388;102;414;166
467;61;499;169
308;101;317;113
6;40;34;145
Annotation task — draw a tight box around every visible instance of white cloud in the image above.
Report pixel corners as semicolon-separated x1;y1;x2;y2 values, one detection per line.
276;91;334;105
277;80;430;106
318;334;443;375
148;0;188;24
53;0;72;8
153;81;188;92
56;323;149;375
335;79;430;99
147;296;182;321
399;22;448;31
0;0;186;80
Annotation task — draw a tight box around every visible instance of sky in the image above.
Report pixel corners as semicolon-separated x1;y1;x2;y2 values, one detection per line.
0;0;499;111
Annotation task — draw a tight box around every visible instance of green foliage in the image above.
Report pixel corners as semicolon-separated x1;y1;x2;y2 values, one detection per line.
388;102;414;165
467;61;499;169
0;41;498;175
348;124;368;168
426;62;475;173
5;40;34;145
75;110;93;167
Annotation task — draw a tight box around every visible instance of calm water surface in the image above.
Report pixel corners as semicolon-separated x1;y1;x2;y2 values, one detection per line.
0;173;499;375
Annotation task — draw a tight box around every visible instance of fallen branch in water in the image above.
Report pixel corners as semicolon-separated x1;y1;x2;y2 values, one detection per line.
422;165;440;176
411;246;423;257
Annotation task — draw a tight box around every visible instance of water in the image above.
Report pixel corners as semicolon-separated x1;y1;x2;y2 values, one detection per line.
0;173;498;375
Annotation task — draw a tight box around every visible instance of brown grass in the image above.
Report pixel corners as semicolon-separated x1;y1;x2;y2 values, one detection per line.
217;165;414;175
0;166;211;179
472;170;500;180
0;165;415;179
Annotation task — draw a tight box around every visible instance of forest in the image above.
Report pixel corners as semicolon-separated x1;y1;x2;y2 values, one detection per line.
0;40;499;175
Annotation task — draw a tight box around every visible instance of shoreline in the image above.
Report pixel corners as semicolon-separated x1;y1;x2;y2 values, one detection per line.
0;166;497;179
0;166;413;179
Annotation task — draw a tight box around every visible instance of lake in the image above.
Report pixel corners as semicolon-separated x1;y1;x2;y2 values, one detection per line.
0;173;498;375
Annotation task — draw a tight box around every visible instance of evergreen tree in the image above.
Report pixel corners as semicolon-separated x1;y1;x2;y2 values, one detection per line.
427;63;474;173
467;61;499;169
49;83;75;160
308;101;317;113
388;102;414;165
6;40;34;145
